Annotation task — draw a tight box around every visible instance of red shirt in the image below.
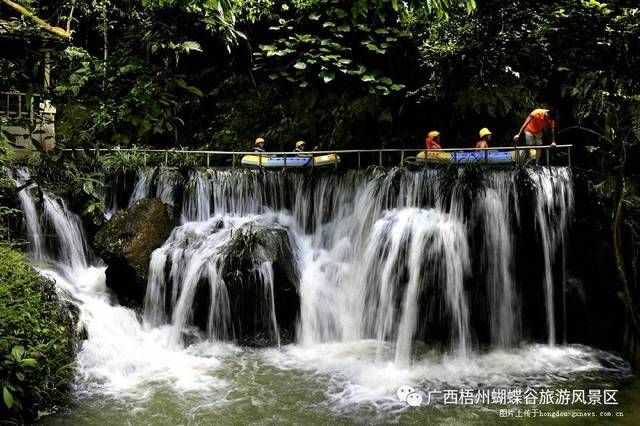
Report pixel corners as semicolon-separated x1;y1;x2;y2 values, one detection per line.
425;138;441;149
526;109;556;134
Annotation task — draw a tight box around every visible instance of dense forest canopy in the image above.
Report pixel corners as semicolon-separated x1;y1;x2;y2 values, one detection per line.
0;0;636;152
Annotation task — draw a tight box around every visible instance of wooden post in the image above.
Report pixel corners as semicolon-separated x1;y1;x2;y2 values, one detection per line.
567;147;572;167
400;150;404;166
546;148;550;167
43;51;51;88
334;152;338;170
284;153;287;169
164;150;168;165
207;153;210;167
484;149;488;162
357;151;361;169
379;150;382;166
29;95;34;122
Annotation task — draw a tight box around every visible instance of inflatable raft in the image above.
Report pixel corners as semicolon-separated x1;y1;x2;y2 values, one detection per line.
417;149;535;163
241;153;341;168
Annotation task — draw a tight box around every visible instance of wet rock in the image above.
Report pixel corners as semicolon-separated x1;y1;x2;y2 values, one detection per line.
94;198;175;306
215;225;300;347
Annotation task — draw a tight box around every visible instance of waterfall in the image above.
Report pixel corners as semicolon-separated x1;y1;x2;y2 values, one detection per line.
155;167;182;209
182;170;212;222
15;169;45;263
531;167;574;344
128;168;155;206
370;209;470;364
15;169;90;271
144;214;288;347
479;173;520;347
15;166;575;371
42;194;90;271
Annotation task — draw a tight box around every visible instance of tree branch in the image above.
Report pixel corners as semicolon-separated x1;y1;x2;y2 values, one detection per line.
1;0;71;39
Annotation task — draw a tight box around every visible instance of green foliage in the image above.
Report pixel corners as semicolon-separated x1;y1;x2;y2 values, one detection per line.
220;224;270;283
254;0;411;95
0;247;75;422
437;163;485;209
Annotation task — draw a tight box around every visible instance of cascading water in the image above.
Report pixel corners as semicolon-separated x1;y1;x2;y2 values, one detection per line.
15;169;45;263
144;214;291;347
478;173;520;347
367;208;470;364
15;165;629;424
182;170;212;222
531;167;574;344
128;168;155;207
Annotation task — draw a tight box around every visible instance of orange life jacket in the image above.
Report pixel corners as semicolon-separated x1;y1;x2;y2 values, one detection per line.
425;137;441;149
525;109;556;134
475;140;488;149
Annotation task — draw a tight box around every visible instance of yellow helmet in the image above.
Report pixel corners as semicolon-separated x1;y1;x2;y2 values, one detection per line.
296;140;306;148
255;137;265;145
428;130;440;139
479;128;492;138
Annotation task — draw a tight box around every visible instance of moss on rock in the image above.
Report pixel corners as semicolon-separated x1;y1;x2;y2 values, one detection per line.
0;246;76;423
94;198;175;306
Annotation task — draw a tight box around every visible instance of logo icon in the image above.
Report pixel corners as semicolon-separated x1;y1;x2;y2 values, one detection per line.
397;385;423;407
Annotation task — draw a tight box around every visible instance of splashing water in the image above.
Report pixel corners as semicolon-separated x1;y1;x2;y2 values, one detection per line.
17;166;625;425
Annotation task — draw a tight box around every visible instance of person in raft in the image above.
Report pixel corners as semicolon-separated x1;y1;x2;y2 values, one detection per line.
476;128;492;149
253;137;266;153
425;130;442;149
513;108;557;147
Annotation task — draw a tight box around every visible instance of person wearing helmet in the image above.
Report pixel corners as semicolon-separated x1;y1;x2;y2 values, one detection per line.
513;108;557;147
253;137;266;153
476;128;492;149
425;130;442;150
294;140;306;153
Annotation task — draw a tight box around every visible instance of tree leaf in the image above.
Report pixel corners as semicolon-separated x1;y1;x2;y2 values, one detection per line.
322;72;335;83
3;387;14;409
294;62;308;70
11;346;24;361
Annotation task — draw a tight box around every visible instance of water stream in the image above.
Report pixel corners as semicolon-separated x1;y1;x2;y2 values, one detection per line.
14;167;635;424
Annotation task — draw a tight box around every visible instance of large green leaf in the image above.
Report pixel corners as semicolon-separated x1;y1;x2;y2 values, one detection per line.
3;387;14;409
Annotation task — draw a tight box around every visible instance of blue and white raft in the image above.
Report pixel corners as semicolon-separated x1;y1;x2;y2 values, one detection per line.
417;149;536;163
241;153;341;168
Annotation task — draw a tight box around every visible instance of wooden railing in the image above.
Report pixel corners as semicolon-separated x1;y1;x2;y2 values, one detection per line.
0;91;43;122
60;144;573;169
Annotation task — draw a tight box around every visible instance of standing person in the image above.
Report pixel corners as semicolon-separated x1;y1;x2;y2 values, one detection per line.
513;108;557;147
253;137;266;153
476;128;492;149
425;130;442;149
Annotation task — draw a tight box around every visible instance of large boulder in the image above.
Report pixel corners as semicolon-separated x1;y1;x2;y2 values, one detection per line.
186;223;300;347
220;225;300;346
94;198;175;306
